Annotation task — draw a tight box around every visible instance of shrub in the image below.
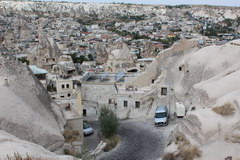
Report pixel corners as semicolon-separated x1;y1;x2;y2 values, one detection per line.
175;133;190;146
46;84;56;92
63;129;80;143
226;134;240;143
5;153;42;160
178;146;202;160
191;106;196;111
162;153;175;160
171;132;202;160
99;107;118;138
212;102;235;116
87;54;94;61
78;148;94;160
104;135;120;152
18;57;29;65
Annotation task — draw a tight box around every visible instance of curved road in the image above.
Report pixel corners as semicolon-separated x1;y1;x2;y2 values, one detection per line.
97;119;175;160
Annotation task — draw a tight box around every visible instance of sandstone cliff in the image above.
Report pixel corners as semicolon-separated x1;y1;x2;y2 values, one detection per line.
158;39;240;160
0;54;66;153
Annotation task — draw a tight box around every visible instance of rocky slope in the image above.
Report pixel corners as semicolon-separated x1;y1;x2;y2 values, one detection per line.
0;130;75;160
0;54;69;158
125;38;240;159
154;39;240;159
0;1;239;21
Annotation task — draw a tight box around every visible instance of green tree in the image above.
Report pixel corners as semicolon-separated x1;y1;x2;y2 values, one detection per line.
78;55;86;64
82;26;88;32
88;54;94;61
99;107;118;138
18;57;29;65
69;53;87;64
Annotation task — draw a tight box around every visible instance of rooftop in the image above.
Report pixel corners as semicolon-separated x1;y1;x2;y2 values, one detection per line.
81;72;140;83
29;65;48;75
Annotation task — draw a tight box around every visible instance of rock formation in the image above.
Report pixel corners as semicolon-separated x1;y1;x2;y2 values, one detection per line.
2;29;16;49
104;42;135;72
28;34;61;70
95;43;108;65
0;55;66;153
0;130;75;160
157;39;240;160
0;1;239;22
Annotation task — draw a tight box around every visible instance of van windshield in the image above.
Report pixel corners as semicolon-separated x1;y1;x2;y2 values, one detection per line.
155;112;167;118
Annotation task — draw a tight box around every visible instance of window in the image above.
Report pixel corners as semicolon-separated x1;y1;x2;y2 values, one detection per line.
152;79;155;84
135;101;140;108
62;84;65;89
179;66;182;71
83;109;87;117
161;87;167;96
68;93;71;97
109;99;112;104
66;84;69;88
65;104;71;111
60;95;65;98
124;101;128;107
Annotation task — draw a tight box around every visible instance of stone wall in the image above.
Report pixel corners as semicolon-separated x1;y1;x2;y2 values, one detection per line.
81;82;117;107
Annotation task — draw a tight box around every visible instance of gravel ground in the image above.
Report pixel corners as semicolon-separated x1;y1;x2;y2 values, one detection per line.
96;118;177;160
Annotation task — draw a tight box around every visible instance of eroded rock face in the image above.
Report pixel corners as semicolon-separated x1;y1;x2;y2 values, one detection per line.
161;39;240;160
95;43;108;65
0;55;66;151
28;34;61;70
2;29;16;49
104;42;135;72
0;130;75;160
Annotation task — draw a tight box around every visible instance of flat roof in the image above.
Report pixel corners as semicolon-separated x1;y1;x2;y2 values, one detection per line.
29;65;48;75
137;58;155;62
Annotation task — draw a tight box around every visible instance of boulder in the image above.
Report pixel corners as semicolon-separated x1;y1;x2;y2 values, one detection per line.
0;130;76;160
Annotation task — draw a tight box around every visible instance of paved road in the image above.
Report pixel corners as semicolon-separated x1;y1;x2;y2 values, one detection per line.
97;118;176;160
83;121;101;151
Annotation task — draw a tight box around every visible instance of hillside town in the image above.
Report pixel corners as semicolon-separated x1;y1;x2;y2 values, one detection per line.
0;1;240;160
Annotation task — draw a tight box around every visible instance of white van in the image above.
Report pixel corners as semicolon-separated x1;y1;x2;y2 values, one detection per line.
154;106;169;126
175;102;185;118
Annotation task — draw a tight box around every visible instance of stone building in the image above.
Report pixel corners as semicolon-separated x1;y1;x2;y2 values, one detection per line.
81;71;155;119
2;29;16;49
52;55;76;78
